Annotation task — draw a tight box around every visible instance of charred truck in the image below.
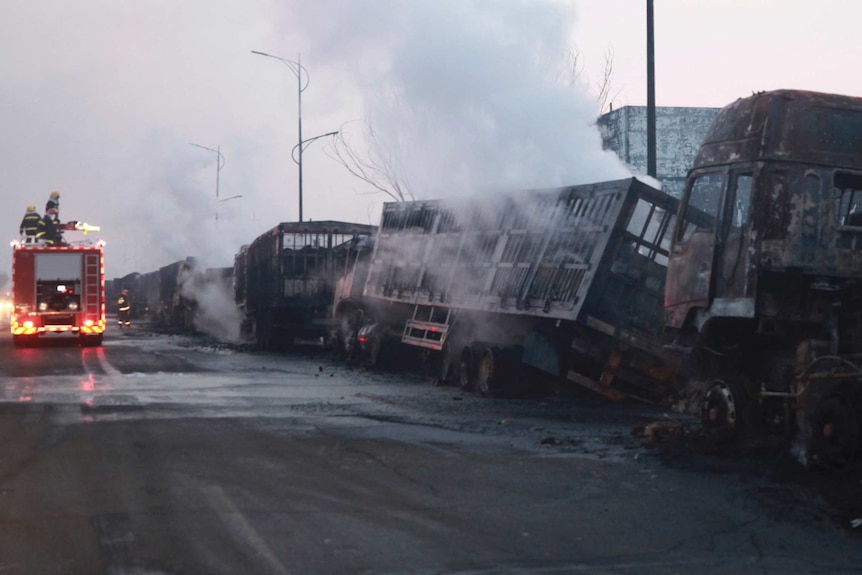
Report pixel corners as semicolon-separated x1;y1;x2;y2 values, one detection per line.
336;89;862;467
666;89;862;467
132;259;234;332
10;238;106;347
334;178;681;404
235;221;375;350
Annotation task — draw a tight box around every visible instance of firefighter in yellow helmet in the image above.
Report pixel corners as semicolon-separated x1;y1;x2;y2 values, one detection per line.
117;289;132;329
45;191;60;221
19;205;41;238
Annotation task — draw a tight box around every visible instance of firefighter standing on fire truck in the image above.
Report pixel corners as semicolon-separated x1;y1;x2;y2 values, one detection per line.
36;207;63;246
117;290;131;329
45;191;60;221
19;205;41;238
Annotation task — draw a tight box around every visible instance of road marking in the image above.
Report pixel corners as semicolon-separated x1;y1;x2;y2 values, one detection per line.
177;474;291;575
81;346;122;379
204;484;292;575
96;347;124;377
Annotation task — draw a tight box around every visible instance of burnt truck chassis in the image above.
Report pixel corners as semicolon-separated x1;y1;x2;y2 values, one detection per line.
337;178;682;405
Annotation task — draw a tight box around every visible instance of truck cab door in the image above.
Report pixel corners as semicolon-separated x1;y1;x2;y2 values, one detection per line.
665;170;726;329
714;171;754;301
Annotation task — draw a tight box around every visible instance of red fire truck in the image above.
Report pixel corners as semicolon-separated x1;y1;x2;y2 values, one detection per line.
10;237;106;347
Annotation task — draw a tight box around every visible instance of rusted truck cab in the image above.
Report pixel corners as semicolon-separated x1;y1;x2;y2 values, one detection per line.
666;90;862;466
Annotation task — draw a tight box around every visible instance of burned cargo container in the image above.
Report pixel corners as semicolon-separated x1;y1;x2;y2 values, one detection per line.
237;221;375;349
335;178;681;403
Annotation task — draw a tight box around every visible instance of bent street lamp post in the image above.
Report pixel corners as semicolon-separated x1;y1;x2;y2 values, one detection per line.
215;195;243;222
189;142;225;200
251;50;310;221
291;130;339;217
190;143;226;221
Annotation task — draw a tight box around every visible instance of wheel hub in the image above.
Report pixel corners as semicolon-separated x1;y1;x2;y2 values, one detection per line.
701;381;739;442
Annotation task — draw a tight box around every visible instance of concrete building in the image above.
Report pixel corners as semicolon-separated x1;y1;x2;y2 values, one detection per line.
597;106;720;198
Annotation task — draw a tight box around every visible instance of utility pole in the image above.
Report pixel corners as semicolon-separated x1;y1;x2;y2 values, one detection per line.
646;0;657;178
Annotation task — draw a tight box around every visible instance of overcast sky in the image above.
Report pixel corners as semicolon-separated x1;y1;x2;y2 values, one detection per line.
2;0;859;283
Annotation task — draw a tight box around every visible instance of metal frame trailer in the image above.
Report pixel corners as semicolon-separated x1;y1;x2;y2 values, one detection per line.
344;178;681;402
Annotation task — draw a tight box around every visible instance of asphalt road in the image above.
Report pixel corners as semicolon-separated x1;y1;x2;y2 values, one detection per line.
0;325;860;574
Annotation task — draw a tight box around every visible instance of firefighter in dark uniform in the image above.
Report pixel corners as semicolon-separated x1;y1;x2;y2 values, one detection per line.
19;205;41;239
36;207;62;246
117;289;131;329
45;191;60;222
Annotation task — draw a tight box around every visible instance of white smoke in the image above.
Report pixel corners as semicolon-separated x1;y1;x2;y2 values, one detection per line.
178;266;245;343
0;1;628;281
282;0;629;199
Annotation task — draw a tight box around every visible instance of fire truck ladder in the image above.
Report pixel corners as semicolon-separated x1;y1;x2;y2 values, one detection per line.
402;305;454;351
83;253;101;319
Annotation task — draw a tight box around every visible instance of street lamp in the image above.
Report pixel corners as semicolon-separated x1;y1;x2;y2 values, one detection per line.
251;49;311;221
189;142;226;200
291;131;339;207
189;143;225;199
215;195;243;222
190;143;227;223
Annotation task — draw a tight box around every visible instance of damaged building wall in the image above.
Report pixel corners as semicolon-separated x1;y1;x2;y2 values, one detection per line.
598;106;720;198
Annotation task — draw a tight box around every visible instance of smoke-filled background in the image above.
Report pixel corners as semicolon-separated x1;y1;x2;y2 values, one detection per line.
3;0;861;287
0;0;630;286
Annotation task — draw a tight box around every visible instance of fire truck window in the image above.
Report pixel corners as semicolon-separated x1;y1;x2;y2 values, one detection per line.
834;171;862;226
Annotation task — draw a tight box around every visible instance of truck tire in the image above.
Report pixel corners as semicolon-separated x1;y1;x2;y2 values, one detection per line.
458;347;475;390
336;308;361;359
805;385;859;469
476;347;503;396
367;329;383;368
699;377;758;445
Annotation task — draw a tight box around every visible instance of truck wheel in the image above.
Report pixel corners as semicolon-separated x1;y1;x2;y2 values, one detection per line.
367;330;383;368
476;347;503;396
336;309;361;359
458;347;475;390
806;389;859;469
700;379;747;444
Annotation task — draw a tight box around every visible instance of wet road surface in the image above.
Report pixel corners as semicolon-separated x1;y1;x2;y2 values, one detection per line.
0;326;860;574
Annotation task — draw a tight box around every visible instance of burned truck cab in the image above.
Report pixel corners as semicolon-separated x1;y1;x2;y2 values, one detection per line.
665;89;862;465
668;89;862;334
